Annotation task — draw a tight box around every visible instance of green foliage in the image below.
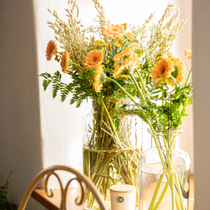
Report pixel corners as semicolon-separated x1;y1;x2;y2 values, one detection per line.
138;79;192;131
40;68;98;108
40;2;192;134
0;172;18;210
40;72;52;91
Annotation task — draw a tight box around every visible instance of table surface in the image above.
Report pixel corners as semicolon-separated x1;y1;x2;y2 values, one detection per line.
31;174;194;210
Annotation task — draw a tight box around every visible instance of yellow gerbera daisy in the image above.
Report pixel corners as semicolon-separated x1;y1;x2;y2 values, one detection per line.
151;58;174;83
46;40;58;61
113;54;140;78
168;58;186;86
60;51;69;73
102;23;125;40
93;65;107;93
184;48;192;60
84;50;103;69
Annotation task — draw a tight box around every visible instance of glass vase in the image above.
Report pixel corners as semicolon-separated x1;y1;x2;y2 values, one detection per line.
139;128;190;210
83;99;142;210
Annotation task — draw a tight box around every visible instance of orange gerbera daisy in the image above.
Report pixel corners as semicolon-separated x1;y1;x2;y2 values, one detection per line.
113;44;139;62
84;50;103;69
113;54;140;78
60;51;69;73
46;40;58;61
93;65;107;93
168;58;186;87
184;48;192;60
151;58;173;83
102;23;125;40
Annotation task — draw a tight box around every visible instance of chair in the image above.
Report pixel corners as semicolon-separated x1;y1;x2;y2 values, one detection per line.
18;165;108;210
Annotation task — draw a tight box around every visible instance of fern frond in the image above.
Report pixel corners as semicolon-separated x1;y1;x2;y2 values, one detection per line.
40;72;53;91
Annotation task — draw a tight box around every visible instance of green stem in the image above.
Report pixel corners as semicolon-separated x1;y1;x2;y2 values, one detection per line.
98;105;104;147
72;62;86;72
107;77;141;110
162;86;165;106
153;181;169;210
100;97;119;140
136;70;161;129
170;174;175;210
185;68;192;85
130;74;146;102
107;76;184;209
174;174;185;210
136;69;150;99
148;174;164;210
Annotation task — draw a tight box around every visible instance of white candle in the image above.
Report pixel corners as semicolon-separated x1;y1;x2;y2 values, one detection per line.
110;184;136;210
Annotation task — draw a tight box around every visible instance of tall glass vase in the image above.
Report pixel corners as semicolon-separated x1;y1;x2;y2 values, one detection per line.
83;99;142;210
139;128;190;210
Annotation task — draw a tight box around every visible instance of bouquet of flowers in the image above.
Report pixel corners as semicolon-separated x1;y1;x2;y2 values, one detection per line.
41;0;192;209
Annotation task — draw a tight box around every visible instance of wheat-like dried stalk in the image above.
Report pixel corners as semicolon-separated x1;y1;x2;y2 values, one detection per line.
47;2;96;68
145;5;186;67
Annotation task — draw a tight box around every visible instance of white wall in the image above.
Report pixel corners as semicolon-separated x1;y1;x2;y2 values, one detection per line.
0;0;193;209
193;0;210;209
0;0;44;209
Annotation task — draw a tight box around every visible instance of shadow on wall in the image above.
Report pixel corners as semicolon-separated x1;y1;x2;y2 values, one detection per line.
0;0;43;208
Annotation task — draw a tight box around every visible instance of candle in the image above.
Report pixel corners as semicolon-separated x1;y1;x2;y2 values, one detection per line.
110;184;136;210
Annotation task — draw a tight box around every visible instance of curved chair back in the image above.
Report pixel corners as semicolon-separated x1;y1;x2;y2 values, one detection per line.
18;165;108;210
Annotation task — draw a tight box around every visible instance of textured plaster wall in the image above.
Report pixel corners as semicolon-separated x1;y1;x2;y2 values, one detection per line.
193;0;210;209
0;0;192;209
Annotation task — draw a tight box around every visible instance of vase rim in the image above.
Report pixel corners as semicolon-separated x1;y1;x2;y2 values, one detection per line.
147;127;183;136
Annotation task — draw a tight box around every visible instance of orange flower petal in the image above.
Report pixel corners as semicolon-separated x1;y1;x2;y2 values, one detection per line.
60;51;69;73
184;48;192;60
93;65;104;93
46;40;58;61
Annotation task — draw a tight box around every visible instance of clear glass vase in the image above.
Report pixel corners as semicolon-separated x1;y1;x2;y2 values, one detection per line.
83;99;142;210
139;128;190;210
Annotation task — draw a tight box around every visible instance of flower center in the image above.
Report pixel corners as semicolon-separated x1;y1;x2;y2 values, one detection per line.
111;28;119;33
93;57;98;63
161;68;166;75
